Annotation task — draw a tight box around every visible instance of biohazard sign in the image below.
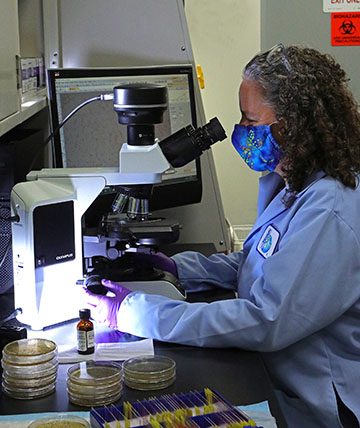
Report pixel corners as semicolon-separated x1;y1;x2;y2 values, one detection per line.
331;13;360;45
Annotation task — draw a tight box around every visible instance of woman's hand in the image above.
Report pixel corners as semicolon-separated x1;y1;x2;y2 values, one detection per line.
83;279;132;329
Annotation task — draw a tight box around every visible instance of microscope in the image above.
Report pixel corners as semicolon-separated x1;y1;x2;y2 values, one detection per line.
11;83;226;330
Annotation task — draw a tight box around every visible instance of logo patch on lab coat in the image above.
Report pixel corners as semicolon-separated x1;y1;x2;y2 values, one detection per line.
256;224;280;259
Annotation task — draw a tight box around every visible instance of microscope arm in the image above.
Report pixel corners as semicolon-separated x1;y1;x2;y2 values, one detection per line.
26;141;171;187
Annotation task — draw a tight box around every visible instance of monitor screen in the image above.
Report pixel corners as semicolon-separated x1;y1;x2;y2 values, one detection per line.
47;66;202;219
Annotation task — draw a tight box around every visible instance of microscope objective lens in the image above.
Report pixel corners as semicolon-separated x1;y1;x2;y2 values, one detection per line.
112;193;128;213
126;197;149;220
127;197;140;219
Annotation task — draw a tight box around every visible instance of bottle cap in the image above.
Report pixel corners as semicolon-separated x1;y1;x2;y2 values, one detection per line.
79;309;91;319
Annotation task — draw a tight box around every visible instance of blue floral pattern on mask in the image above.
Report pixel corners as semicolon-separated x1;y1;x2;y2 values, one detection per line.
231;124;282;172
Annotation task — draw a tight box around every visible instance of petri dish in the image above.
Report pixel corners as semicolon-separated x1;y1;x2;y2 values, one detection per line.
67;361;122;386
123;355;176;390
124;374;175;390
67;386;122;407
2;381;56;400
27;414;89;428
3;338;57;365
3;372;57;388
67;383;123;402
67;378;122;397
1;357;58;378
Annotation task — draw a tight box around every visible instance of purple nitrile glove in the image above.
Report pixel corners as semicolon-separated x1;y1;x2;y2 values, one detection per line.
95;329;126;344
84;279;132;329
133;251;178;277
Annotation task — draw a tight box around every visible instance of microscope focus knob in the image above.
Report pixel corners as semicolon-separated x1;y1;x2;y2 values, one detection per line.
106;247;119;260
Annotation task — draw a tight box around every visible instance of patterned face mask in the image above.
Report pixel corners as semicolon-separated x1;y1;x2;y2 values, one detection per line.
231;123;282;172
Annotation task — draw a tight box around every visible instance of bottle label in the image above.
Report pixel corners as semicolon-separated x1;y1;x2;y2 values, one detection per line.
77;330;95;352
87;329;95;348
77;330;87;352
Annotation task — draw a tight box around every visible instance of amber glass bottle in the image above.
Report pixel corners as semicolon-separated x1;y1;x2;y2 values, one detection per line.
77;309;95;354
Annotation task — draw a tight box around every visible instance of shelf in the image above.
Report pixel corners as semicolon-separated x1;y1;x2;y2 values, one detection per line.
0;89;48;138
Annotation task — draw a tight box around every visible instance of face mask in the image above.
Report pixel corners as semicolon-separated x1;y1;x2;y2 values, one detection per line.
231;123;282;172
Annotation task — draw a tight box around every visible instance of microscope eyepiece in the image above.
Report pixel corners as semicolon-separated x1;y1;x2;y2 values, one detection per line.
159;117;227;168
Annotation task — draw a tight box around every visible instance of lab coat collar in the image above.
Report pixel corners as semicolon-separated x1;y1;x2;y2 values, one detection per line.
257;172;285;217
296;170;326;198
246;170;326;245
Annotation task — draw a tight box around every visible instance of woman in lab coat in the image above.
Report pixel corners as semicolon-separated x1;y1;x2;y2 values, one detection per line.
85;45;360;428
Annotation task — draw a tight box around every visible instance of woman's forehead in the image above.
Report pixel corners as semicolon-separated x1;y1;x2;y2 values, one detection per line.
239;79;275;119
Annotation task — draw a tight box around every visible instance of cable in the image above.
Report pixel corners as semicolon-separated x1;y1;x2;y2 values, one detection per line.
0;205;13;270
28;93;113;172
0;205;19;223
0;238;11;271
0;308;22;326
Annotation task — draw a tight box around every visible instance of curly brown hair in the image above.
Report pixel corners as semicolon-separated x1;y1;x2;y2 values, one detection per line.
243;45;360;201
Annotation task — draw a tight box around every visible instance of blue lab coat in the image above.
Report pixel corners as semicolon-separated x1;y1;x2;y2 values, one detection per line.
118;171;360;427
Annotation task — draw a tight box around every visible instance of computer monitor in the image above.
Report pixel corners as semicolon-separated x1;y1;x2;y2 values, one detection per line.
47;66;202;223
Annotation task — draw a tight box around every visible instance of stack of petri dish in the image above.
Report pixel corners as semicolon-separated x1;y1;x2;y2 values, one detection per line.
1;338;58;400
123;355;176;390
67;360;123;407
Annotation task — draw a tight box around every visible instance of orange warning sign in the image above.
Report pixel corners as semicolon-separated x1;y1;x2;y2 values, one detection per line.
331;13;360;45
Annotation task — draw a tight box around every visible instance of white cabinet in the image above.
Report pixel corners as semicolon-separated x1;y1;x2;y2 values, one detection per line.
0;0;20;123
0;0;47;138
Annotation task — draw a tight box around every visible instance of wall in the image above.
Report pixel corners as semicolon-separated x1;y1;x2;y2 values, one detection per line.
18;0;44;57
185;0;261;229
261;0;360;103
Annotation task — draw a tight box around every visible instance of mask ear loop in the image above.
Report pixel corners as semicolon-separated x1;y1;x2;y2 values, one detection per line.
270;119;286;145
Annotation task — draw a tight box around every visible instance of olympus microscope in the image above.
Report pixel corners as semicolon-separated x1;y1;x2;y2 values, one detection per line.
11;84;226;330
